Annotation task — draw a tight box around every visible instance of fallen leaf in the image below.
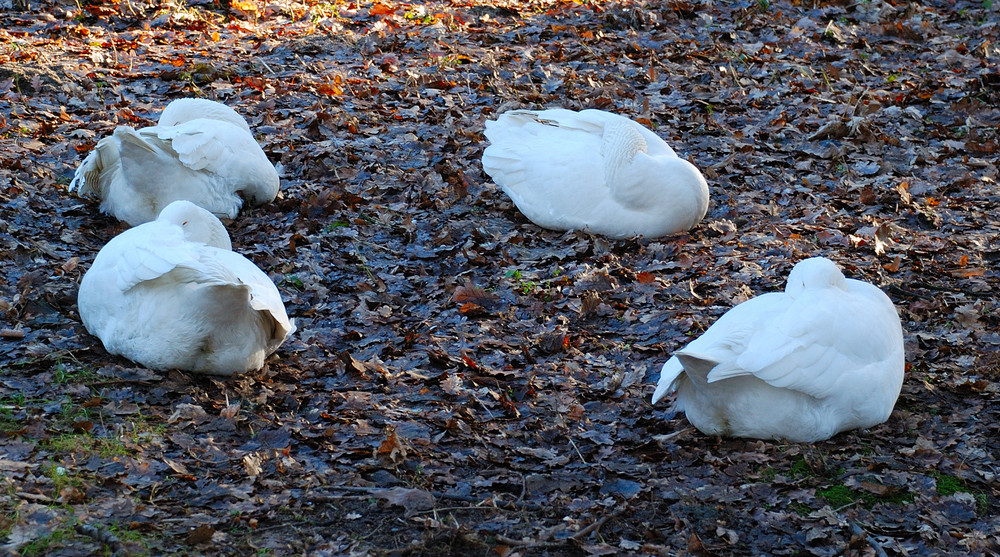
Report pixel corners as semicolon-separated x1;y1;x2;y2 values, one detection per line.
374;487;435;516
186;525;214;545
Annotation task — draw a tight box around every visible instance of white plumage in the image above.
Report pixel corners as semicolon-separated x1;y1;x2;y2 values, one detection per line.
652;257;905;442
78;200;295;376
70;98;279;226
481;108;709;239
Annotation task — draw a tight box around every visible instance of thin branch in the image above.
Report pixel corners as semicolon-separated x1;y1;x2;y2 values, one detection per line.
568;438;588;464
306;486;543;511
849;522;888;557
494;505;628;548
571;505;627;541
494;534;562;549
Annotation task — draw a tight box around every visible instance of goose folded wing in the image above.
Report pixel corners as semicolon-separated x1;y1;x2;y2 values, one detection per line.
113;228;216;291
145;120;248;173
705;304;854;400
209;250;294;339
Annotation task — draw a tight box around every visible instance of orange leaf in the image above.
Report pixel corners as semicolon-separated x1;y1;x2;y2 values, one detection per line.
377;431;401;455
566;405;584;421
959;254;968;267
231;0;257;12
461;354;480;370
61;256;79;273
453;281;498;305
84;4;118;16
636;271;656;284
211;31;220;42
369;3;395;15
896;181;912;205
315;82;343;96
458;302;487;316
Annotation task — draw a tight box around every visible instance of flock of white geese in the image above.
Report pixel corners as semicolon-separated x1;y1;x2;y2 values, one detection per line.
70;98;904;443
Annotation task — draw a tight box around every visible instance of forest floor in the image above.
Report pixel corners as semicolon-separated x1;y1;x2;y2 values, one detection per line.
1;0;999;555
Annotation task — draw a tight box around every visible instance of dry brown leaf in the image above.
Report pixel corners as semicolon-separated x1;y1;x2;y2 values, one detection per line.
873;221;895;256
186;525;214;545
243;453;263;477
374;487;435;517
453;280;498;306
163;457;190;476
61;256;79;273
440;373;464;395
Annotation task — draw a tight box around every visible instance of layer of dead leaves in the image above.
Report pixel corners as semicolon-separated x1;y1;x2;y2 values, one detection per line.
0;0;998;555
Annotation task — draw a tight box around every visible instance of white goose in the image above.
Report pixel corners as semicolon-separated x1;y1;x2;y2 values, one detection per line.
481;108;709;239
652;257;905;442
70;98;279;226
78;200;295;376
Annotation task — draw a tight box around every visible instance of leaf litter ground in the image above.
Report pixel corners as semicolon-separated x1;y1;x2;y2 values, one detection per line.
0;0;998;555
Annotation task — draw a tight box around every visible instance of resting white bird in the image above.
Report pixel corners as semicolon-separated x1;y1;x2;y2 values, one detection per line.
481;108;709;239
69;98;279;226
78;200;295;375
651;257;905;442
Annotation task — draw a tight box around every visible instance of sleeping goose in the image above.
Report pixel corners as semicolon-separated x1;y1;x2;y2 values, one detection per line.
481;108;709;239
69;98;279;226
77;200;295;375
652;257;905;442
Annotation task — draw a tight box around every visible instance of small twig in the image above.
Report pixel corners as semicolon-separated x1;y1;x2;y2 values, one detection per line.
86;379;157;387
416;505;506;515
432;491;542;511
850;87;870;116
0;328;25;339
909;281;993;299
494;534;562;549
469;391;496;421
849;522;888;557
494;505;627;548
183;452;231;466
350;242;380;287
256;57;276;75
571;505;627;541
306;487;543;511
301;493;371;502
568;438;588;465
727;61;745;94
883;284;932;300
834;500;859;513
688;279;703;300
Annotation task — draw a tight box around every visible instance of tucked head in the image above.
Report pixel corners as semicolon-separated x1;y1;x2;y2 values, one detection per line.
785;257;847;295
156;200;233;251
158;98;252;133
